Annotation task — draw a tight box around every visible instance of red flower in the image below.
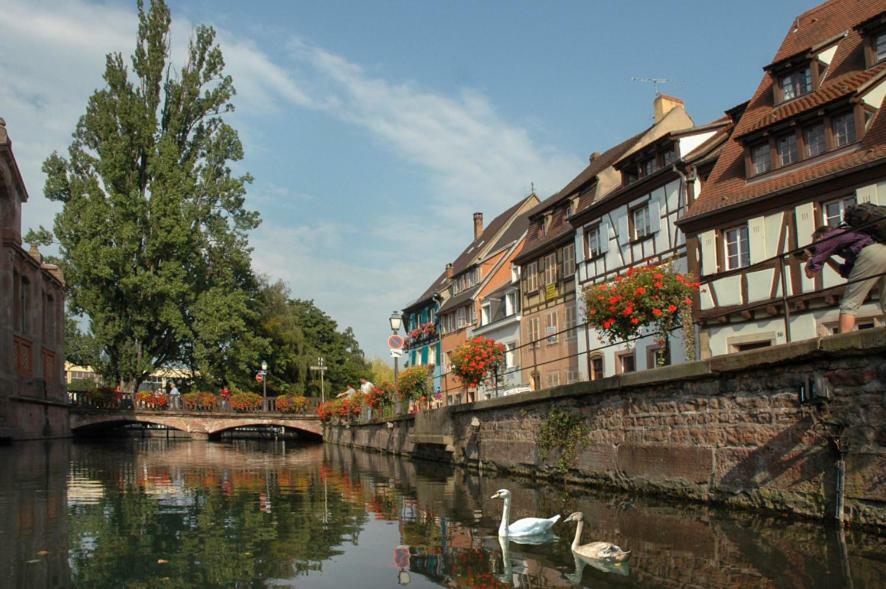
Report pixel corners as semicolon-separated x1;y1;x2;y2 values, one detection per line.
667;304;678;313
684;296;692;305
622;305;634;316
652;308;663;317
654;281;663;289
631;317;640;325
654;273;663;280
608;295;620;304
635;287;646;295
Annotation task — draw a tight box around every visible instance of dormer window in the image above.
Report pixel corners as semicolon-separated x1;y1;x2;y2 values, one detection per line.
640;156;656;177
831;111;856;147
662;147;676;166
776;133;798;166
877;31;886;62
750;143;771;175
778;66;812;102
803;122;826;157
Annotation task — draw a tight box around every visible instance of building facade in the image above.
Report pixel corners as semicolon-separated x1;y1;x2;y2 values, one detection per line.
401;271;448;394
0;118;68;440
678;0;886;357
469;277;528;399
514;96;695;389
571;110;735;377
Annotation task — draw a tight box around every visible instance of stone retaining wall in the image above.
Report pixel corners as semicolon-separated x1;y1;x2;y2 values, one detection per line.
326;328;886;528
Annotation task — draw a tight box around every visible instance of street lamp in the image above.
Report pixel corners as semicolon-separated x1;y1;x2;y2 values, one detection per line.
389;311;402;387
261;360;268;410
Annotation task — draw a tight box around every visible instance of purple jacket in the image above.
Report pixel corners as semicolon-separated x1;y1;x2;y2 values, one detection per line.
806;228;873;276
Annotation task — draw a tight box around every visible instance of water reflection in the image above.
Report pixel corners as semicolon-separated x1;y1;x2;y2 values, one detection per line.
0;439;882;588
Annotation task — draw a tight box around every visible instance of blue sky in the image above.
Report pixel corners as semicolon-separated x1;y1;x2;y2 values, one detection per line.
2;0;814;359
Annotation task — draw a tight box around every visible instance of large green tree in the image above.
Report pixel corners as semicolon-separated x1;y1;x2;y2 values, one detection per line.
40;0;263;390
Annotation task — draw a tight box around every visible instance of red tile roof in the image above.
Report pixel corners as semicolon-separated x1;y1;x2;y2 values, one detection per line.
683;0;886;224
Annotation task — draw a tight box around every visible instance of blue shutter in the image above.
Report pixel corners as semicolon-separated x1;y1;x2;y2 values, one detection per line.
617;213;630;245
421;346;429;365
649;200;661;234
599;221;610;253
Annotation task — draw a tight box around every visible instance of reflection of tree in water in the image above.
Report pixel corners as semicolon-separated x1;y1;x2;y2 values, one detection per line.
67;442;368;588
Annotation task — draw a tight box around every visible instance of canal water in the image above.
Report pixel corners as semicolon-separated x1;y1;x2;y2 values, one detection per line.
0;439;882;588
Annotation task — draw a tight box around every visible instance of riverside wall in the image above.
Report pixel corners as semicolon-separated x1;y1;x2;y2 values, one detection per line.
325;328;886;528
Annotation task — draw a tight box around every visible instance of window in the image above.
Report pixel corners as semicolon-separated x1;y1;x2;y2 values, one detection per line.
525;262;538;292
586;225;602;258
565;305;577;340
562;243;575;277
545;310;558;344
616;351;635;374
528;317;541;348
876;31;886;63
505;291;518;316
779;66;812;101
632;205;651;240
44;294;55;344
832;112;856;147
803;123;826;158
543;252;558;285
647;344;670;368
566;370;578;384
776;133;798;167
824;196;856;227
725;226;751;270
545;371;561;388
590;355;604;380
456;306;466;329
639;156;656;177
662;147;676;166
19;276;30;334
751;143;771;175
734;340;772;352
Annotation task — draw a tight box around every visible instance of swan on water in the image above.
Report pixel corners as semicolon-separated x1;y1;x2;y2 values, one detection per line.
490;489;560;538
563;511;630;563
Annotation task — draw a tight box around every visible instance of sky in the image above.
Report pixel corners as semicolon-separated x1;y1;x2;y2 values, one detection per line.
2;0;815;360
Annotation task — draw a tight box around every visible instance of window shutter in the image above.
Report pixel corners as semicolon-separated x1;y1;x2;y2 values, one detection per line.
617;214;630;245
599;221;610;253
649;200;661;234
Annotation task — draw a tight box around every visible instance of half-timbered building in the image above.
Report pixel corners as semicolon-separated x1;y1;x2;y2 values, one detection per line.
571;112;736;377
513;96;695;388
678;0;886;357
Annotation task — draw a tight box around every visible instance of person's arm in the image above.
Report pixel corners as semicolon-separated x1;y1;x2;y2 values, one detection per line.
806;231;853;275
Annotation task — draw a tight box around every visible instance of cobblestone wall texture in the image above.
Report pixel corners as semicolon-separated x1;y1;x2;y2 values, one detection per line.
327;328;886;528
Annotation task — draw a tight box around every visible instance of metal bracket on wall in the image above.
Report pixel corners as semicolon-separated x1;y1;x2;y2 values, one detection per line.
798;373;832;405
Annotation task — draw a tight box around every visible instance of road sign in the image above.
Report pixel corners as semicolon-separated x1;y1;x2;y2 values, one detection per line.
387;334;405;350
390;348;403;359
255;373;263;383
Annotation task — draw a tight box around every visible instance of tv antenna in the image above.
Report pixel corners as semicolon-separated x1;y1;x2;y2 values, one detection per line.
632;76;670;95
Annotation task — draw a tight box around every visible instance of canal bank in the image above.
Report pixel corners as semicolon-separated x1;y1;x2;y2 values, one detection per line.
325;328;886;529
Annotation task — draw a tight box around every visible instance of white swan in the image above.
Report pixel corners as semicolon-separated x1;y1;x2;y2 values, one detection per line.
490;489;560;538
563;511;630;563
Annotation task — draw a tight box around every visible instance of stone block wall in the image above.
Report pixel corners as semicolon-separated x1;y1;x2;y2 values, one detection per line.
327;328;886;528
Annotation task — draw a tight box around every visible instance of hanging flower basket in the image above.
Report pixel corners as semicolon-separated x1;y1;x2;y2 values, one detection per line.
583;264;698;360
450;336;505;389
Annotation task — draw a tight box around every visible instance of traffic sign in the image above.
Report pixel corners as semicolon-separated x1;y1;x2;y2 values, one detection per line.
387;334;405;350
255;373;263;383
390;348;403;359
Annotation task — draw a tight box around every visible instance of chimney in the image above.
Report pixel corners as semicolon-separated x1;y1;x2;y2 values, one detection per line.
445;263;454;279
653;94;684;123
473;212;484;239
589;151;601;163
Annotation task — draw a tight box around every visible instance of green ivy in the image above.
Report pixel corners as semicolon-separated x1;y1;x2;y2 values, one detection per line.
537;408;589;476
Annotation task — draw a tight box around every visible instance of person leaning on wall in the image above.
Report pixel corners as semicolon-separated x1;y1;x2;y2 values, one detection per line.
804;225;886;332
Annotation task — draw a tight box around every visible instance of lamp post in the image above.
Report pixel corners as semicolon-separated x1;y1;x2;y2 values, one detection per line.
389;311;402;387
261;360;268;411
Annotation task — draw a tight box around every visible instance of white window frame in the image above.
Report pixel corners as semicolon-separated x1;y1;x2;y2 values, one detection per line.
562;243;575;277
823;196;857;227
545;310;558;344
456;306;466;329
724;225;751;270
543;252;558;285
525;262;538;292
586;225;601;258
528;316;541;349
632;205;651;240
565;305;577;340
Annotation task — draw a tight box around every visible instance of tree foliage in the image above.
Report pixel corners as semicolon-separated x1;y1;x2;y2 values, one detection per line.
40;0;262;390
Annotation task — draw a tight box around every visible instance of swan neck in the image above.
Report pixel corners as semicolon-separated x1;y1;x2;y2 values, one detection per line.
499;496;511;536
571;519;583;550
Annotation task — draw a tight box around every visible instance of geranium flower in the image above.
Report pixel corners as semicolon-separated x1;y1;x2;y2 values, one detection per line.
635;287;646;295
652;308;662;317
667;304;678;312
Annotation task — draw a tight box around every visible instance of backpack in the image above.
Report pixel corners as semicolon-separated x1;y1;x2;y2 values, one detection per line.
844;203;886;243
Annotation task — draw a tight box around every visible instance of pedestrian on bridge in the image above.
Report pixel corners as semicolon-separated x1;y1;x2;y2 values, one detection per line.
170;383;181;410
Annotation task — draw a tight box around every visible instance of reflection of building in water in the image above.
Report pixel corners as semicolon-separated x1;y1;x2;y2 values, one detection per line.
0;441;71;587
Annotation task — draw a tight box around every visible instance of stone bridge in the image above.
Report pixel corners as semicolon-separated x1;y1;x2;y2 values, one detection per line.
70;409;323;439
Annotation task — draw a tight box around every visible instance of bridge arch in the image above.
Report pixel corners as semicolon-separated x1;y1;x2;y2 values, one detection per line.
70;412;323;439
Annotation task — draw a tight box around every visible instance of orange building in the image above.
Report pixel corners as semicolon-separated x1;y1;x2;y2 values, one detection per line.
437;194;538;404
